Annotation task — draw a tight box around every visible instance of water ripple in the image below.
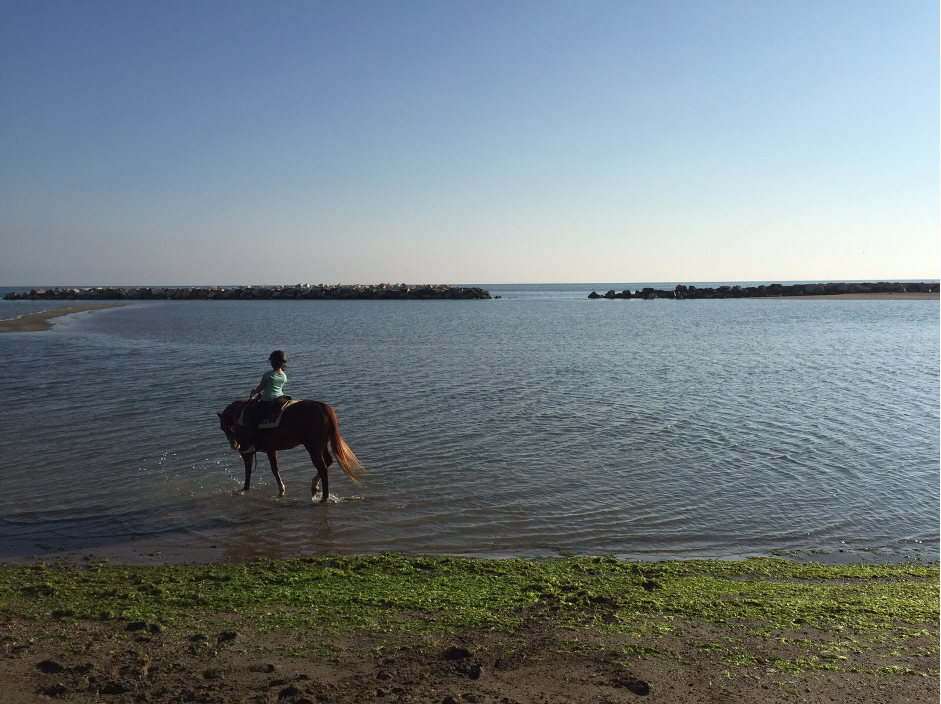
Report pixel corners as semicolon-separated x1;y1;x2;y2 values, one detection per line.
0;292;937;562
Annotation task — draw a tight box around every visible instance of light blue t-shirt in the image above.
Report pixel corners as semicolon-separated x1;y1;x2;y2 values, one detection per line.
261;370;287;401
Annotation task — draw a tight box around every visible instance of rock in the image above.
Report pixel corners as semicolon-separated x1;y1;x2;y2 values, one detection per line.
617;677;650;695
442;647;471;660
40;683;68;697
217;631;237;644
581;280;941;301
126;621;148;632
36;659;65;673
190;284;472;299
99;681;129;695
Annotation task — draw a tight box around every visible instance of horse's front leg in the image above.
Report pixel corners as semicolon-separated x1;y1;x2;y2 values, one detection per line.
267;450;285;496
308;448;329;502
242;452;254;492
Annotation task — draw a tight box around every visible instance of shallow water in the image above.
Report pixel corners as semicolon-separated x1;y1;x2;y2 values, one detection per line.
0;284;937;563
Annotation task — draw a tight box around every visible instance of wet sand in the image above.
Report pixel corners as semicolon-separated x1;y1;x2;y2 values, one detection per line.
0;304;122;333
2;613;938;704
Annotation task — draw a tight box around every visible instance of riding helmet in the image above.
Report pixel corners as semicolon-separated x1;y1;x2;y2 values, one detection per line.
269;350;287;368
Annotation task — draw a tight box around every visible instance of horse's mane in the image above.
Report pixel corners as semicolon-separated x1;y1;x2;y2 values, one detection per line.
222;399;249;424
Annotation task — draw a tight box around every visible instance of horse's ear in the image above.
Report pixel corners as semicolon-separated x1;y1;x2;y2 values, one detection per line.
216;411;223;418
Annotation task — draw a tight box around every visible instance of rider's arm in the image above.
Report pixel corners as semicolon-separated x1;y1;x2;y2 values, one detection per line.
251;375;268;396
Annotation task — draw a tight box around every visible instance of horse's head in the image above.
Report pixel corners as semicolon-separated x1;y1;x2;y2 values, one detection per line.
216;404;241;452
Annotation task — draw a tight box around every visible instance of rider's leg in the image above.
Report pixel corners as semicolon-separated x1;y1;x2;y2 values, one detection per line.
241;400;267;453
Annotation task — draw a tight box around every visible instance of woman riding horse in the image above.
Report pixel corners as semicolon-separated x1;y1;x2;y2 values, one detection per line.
240;350;288;455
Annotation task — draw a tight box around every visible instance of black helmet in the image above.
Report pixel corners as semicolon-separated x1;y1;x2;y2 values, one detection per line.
268;350;287;368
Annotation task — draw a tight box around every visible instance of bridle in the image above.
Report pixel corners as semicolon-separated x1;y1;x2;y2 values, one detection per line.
219;409;238;441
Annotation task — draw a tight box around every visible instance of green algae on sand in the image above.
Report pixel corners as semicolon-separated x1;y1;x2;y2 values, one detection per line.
0;555;936;676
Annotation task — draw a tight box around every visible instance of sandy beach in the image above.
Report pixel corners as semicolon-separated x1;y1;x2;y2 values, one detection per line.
0;555;936;704
2;612;937;704
0;304;122;333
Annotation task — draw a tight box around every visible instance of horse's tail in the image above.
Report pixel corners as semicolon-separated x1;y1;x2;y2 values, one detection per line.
325;404;364;484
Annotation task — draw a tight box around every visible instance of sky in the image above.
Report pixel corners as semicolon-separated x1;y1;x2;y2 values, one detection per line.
0;0;938;286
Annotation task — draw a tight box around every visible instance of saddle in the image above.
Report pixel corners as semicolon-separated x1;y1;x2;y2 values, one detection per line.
237;396;300;429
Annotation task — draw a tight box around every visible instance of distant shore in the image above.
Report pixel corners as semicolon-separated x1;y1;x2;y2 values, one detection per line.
590;281;940;300
776;291;938;300
0;304;122;333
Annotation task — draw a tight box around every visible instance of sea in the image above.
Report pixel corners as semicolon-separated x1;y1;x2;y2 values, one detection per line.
0;283;938;565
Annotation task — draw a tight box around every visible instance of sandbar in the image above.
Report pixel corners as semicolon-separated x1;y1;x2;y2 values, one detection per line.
0;304;122;333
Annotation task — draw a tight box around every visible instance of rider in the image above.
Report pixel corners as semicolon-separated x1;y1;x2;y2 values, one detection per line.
240;350;287;454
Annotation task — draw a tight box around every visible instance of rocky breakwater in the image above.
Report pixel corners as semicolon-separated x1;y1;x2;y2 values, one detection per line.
589;281;939;300
4;283;492;301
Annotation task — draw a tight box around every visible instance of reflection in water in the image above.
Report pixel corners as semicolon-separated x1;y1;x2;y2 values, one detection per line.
220;498;337;562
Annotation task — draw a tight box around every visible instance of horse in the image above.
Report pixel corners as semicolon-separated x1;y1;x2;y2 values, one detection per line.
216;399;363;502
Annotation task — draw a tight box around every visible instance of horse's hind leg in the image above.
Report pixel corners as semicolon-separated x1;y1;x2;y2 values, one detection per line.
266;450;286;496
312;448;332;495
308;446;329;502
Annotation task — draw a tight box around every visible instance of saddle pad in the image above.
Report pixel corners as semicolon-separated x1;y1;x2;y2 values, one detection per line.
258;398;302;429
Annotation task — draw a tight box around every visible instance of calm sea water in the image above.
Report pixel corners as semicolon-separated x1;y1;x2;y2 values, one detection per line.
0;284;938;564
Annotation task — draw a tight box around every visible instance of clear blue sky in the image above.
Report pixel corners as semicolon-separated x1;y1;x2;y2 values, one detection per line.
1;0;937;285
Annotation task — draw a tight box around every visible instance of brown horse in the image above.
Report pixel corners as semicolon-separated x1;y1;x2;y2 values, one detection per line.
216;399;363;502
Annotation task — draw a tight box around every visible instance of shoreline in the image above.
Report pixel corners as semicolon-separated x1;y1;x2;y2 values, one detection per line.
0;304;122;333
0;555;936;703
5;536;935;568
